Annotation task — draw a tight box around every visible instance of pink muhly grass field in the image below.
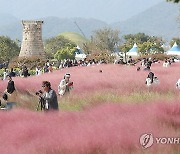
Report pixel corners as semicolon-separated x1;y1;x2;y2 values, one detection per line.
0;62;179;95
0;63;180;153
0;102;179;154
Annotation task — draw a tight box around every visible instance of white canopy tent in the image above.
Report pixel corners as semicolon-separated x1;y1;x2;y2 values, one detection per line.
75;46;87;61
75;53;87;61
126;43;139;57
166;42;180;56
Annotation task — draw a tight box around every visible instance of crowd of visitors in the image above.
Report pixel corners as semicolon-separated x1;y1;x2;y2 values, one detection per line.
0;56;180;111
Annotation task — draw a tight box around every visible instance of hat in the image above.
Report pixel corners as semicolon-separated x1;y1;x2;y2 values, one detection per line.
64;73;70;78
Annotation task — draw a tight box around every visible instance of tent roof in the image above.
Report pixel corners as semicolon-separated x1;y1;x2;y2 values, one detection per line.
129;43;138;53
75;46;85;54
167;42;180;56
169;42;180;52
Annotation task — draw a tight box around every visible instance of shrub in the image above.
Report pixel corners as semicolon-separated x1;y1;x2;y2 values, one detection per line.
28;69;36;76
9;56;46;69
0;68;5;77
87;50;115;63
139;54;171;61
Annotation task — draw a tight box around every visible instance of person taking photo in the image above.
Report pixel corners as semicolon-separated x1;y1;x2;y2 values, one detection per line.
58;73;73;96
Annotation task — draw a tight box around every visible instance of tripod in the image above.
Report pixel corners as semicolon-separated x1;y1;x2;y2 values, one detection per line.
36;96;45;111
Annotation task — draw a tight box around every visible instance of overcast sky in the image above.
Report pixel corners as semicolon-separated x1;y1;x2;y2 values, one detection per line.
0;0;164;23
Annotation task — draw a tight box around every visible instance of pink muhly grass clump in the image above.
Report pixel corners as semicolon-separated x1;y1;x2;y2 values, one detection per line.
155;102;180;128
0;101;179;153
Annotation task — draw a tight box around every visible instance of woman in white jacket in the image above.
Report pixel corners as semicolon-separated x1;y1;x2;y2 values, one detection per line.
58;73;73;96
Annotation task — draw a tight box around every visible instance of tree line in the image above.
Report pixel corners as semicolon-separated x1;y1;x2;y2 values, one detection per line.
0;29;180;63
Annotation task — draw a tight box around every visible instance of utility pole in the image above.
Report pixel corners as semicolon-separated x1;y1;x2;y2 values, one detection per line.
74;21;86;38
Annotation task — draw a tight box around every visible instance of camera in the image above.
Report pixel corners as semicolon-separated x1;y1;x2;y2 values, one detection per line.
68;82;73;86
36;90;45;111
35;90;43;96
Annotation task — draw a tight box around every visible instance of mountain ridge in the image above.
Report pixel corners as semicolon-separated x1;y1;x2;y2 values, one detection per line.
0;1;179;41
0;0;163;23
112;1;180;40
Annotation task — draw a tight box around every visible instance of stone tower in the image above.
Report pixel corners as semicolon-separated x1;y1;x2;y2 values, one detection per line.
19;20;45;57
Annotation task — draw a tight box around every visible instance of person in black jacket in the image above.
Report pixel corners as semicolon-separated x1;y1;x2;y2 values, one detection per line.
147;72;154;84
2;75;16;102
6;75;16;94
22;67;30;77
9;68;16;77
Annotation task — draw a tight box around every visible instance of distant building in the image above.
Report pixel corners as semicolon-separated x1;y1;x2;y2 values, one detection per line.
19;20;45;57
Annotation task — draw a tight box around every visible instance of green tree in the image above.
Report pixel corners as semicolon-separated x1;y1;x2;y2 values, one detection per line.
54;46;76;61
0;36;20;62
167;0;179;3
119;33;150;60
120;33;164;56
170;38;180;46
138;41;164;56
94;27;120;52
44;36;76;58
83;38;97;54
84;28;120;53
87;50;115;63
123;33;151;44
